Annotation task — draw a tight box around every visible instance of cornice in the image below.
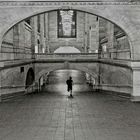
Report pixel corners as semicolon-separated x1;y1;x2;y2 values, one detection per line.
0;1;139;7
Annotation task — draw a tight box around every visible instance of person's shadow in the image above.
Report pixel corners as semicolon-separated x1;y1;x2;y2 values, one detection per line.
68;95;74;99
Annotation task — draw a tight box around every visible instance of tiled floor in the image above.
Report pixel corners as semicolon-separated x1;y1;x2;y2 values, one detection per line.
1;70;140;140
1;90;140;140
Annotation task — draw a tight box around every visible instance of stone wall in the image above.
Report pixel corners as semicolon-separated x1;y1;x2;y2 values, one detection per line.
1;21;33;60
1;29;14;60
0;2;139;59
0;14;48;98
48;11;99;53
24;23;32;55
48;11;85;53
85;14;99;53
34;61;99;82
99;61;132;95
99;18;131;60
1;63;35;96
1;10;131;57
0;4;135;100
34;60;132;95
0;59;133;99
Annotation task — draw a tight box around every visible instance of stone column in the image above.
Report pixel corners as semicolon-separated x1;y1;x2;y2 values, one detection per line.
13;24;19;59
39;14;45;53
0;72;2;102
45;13;50;53
131;62;140;102
106;22;114;58
19;22;26;59
44;13;50;53
89;23;99;52
132;40;140;60
31;16;38;58
86;14;99;53
84;13;88;53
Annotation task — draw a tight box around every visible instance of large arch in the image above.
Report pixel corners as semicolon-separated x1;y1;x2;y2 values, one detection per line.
0;2;139;59
35;64;99;83
1;1;140;101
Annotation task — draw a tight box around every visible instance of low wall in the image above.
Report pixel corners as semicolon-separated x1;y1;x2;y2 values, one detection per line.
99;60;132;95
0;62;35;101
0;58;133;101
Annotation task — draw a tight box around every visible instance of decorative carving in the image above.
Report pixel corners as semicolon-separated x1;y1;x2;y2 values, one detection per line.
0;1;139;7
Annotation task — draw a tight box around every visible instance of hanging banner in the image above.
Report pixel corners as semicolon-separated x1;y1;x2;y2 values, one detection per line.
58;10;76;38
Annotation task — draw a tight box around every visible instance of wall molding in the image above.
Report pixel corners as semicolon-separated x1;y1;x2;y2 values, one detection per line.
0;1;139;7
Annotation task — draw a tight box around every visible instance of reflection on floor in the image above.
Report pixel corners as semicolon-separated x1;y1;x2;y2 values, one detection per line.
0;70;140;140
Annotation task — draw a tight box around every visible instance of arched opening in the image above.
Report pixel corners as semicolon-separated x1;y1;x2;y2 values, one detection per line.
25;68;35;89
54;46;81;53
1;9;131;60
0;7;133;100
39;69;96;94
0;4;140;140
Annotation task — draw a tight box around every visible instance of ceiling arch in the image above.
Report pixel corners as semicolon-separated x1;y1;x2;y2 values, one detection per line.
0;2;139;58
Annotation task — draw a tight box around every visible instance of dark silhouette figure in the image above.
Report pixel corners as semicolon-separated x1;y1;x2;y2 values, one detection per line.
66;76;73;97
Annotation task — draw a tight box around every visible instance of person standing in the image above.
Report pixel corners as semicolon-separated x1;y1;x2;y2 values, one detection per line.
66;76;73;97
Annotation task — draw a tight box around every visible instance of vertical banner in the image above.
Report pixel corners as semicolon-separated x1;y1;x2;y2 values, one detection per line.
58;10;76;38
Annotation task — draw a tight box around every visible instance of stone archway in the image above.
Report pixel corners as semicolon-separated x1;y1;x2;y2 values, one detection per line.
35;63;99;85
25;68;35;88
1;1;140;101
0;1;139;59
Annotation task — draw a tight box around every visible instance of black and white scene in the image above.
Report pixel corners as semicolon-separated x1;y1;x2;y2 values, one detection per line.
0;0;140;140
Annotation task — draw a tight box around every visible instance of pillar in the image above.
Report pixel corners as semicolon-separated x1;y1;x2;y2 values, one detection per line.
19;22;26;59
89;17;99;53
106;22;115;58
85;14;99;53
0;72;2;102
39;14;43;53
45;13;50;53
84;13;88;53
31;16;38;57
131;62;140;102
13;24;19;59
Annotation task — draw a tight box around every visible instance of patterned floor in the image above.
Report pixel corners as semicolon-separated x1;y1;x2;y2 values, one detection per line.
0;70;140;140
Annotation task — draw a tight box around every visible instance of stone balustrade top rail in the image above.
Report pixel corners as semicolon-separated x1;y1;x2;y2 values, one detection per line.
35;53;99;60
0;0;139;6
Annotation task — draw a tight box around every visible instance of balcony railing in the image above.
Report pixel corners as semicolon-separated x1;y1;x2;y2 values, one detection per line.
34;53;99;60
0;50;132;64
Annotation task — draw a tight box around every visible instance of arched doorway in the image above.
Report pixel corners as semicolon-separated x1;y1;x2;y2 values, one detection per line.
25;68;35;88
42;69;95;94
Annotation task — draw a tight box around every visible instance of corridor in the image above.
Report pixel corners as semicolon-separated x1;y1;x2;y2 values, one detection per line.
0;70;140;140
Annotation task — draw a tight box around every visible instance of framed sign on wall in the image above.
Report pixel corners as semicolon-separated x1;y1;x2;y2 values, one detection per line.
57;9;76;38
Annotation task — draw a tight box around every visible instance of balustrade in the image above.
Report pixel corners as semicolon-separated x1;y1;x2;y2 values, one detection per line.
35;53;99;60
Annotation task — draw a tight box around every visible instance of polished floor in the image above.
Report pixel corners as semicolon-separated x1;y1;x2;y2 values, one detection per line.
1;70;140;140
